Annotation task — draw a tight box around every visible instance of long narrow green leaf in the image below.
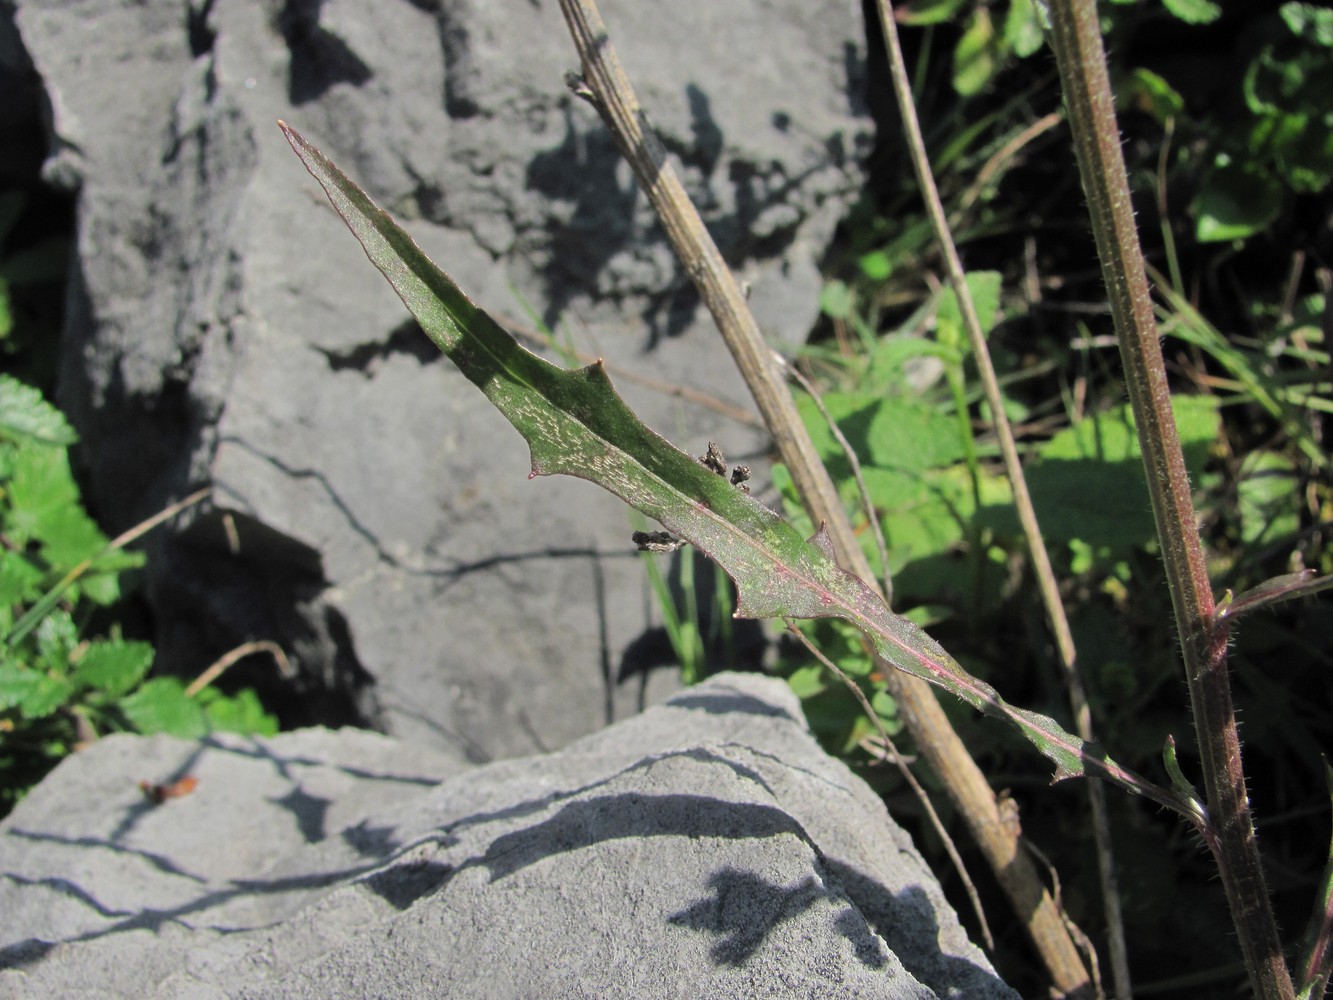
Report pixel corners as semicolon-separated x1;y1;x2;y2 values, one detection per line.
280;122;1191;818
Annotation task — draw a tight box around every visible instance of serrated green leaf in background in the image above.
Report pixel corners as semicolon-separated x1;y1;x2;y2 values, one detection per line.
198;686;279;736
0;375;78;448
1242;35;1333;195
795;391;968;482
119;677;208;738
936;270;1004;344
4;444;106;568
866;397;971;471
0;660;73;719
866;335;952;393
1237;451;1301;547
978;396;1219;566
0;549;44;610
33;610;78;674
72;638;155;699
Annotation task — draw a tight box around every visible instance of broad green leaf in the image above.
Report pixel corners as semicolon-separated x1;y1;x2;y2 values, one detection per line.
936;271;1003;344
119;677;207;738
871;687;899;721
866;398;969;472
0;375;78;447
1192;160;1283;242
794;391;967;484
818;280;855;321
1237;451;1300;547
953;8;1000;97
1119;68;1185;124
0;550;43;608
34;610;78;674
5;444;106;566
281;123;1192;815
1004;0;1045;58
1162;0;1220;24
1282;2;1333;46
866;335;953;392
985;397;1219;564
0;660;73;719
72;638;155;698
783;664;826;701
199;686;279;736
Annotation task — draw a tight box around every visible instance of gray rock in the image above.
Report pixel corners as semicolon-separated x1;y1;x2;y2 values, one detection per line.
5;0;873;761
0;673;1016;999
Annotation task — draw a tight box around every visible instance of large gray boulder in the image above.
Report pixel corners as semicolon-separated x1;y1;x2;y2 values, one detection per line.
4;0;873;761
0;673;1016;999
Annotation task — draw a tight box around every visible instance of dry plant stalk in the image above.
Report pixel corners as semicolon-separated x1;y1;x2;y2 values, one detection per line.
871;0;1129;993
554;0;1093;993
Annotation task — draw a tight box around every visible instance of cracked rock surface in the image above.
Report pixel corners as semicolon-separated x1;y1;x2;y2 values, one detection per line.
3;0;873;760
0;673;1018;999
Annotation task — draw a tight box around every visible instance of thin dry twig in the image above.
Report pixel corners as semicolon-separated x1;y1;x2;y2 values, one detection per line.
786;621;993;951
184;640;294;699
555;2;1094;994
873;0;1113;992
784;359;893;605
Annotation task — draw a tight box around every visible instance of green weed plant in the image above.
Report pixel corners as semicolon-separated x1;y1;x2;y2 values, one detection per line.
0;374;275;817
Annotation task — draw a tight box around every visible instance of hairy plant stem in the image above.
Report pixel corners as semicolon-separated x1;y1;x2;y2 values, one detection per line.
556;0;1093;994
1045;2;1293;997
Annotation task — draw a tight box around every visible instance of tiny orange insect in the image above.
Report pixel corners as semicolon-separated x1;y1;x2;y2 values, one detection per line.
138;776;199;804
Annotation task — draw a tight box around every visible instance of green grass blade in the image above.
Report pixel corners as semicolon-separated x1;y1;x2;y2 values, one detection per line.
281;122;1193;818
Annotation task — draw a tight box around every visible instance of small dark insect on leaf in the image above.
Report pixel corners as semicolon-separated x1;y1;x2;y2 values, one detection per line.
699;442;727;477
632;530;685;553
139;776;199;804
730;465;750;492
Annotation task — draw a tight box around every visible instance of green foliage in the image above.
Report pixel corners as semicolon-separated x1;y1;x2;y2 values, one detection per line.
804;4;1332;987
0;377;276;817
1118;2;1333;243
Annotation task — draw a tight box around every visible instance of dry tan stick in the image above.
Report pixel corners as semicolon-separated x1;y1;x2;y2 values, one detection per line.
872;1;1124;994
785;360;893;605
786;622;993;951
957;111;1064;217
184;640;294;699
554;1;1092;993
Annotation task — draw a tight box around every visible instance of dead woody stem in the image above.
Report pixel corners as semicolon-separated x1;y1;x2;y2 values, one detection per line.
556;0;1094;993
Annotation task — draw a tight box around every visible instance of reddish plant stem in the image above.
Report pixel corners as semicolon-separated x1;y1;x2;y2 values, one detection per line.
1044;2;1292;997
